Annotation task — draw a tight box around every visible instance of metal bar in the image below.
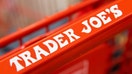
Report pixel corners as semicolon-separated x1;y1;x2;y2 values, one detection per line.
0;0;98;48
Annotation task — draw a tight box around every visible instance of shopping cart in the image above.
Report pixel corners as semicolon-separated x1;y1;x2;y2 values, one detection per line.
0;0;132;74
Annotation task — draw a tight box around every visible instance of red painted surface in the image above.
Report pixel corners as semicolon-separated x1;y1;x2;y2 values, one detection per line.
0;0;132;74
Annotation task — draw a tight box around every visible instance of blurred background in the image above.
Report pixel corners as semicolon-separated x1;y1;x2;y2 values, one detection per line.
0;0;80;54
0;0;80;37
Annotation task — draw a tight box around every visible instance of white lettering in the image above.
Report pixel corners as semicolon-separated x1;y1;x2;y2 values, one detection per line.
110;4;123;18
89;17;102;28
81;20;92;33
97;11;112;24
53;34;68;48
19;51;37;67
34;46;49;61
43;40;58;53
63;29;80;42
10;56;24;72
9;4;123;72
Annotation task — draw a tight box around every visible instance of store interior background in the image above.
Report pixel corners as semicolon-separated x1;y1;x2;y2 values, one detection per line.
0;0;80;55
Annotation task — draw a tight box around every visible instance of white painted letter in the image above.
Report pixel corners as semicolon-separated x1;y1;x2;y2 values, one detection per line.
81;20;92;33
43;40;58;53
10;56;24;72
89;17;102;28
110;4;123;18
53;34;68;48
97;11;112;24
19;51;37;67
63;29;80;43
34;45;49;61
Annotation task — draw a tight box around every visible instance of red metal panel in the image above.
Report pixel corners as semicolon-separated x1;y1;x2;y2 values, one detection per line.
53;43;113;74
